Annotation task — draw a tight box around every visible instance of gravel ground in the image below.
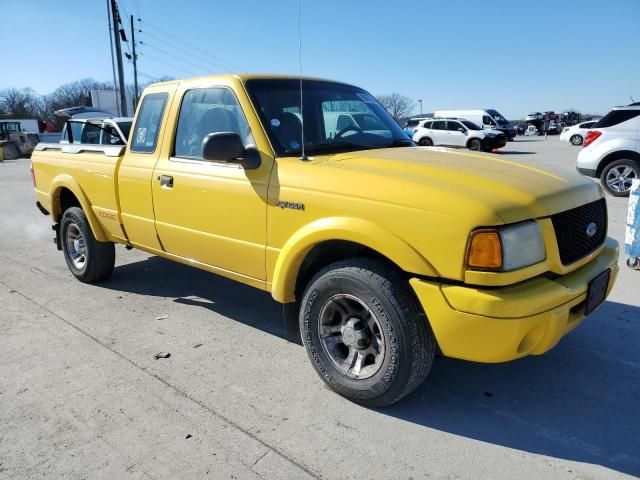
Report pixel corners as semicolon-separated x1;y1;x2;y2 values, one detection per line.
0;137;638;480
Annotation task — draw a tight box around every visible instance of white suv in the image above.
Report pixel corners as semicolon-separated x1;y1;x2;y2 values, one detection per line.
576;104;640;196
412;118;506;152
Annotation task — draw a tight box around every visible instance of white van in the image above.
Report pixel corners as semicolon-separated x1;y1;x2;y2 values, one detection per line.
433;109;516;140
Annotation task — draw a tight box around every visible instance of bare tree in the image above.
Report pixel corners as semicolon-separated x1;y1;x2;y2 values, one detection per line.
0;88;42;119
376;93;416;122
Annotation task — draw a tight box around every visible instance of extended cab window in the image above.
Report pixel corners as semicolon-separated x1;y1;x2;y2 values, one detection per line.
174;87;251;159
131;92;168;153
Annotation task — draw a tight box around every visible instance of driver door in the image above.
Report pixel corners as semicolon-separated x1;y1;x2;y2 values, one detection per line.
151;85;273;283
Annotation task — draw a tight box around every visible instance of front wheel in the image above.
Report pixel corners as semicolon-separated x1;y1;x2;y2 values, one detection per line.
3;143;20;160
299;258;435;407
60;207;115;282
418;137;433;147
600;159;639;197
468;139;483;151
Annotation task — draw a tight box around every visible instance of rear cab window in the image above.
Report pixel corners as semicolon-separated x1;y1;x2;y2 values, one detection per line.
131;92;169;153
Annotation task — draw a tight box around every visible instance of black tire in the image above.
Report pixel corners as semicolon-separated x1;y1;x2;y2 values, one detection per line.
3;143;20;160
570;134;583;146
600;159;640;197
299;258;435;407
468;139;482;151
418;137;433;147
60;207;115;283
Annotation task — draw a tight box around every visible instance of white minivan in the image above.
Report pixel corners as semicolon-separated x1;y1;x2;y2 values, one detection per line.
433;109;516;140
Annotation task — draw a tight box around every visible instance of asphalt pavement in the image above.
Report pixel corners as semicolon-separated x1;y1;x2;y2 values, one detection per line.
1;137;638;479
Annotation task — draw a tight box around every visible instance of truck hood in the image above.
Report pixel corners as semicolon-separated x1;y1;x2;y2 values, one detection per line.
319;147;601;224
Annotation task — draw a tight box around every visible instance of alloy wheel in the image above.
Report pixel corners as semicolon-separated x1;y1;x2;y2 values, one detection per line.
318;294;385;379
606;165;637;194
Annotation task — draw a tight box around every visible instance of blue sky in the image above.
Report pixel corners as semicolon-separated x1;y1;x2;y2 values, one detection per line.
2;0;638;119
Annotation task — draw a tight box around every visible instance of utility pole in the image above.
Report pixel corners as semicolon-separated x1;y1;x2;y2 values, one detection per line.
418;99;423;116
130;15;139;109
106;0;120;116
110;0;127;116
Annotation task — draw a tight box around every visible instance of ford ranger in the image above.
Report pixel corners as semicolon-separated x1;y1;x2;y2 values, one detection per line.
31;75;619;406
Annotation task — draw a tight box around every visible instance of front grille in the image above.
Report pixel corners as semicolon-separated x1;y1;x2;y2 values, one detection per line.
551;198;607;265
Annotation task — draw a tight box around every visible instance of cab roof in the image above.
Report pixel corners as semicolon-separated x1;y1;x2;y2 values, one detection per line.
148;73;356;88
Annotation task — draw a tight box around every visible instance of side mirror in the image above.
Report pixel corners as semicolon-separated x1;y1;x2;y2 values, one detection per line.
458;127;465;132
202;132;260;169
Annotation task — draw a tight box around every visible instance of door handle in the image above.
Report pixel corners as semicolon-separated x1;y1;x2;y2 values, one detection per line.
158;175;173;188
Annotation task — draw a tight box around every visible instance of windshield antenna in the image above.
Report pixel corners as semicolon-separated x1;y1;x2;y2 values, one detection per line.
298;0;308;160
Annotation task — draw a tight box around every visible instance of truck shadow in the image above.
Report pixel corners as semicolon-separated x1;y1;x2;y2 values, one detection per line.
102;255;640;477
382;300;640;477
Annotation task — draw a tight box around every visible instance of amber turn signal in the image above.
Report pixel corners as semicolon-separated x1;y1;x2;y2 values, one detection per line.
466;230;503;270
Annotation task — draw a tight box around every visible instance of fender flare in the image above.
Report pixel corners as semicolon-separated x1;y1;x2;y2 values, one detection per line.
271;217;438;303
50;174;109;242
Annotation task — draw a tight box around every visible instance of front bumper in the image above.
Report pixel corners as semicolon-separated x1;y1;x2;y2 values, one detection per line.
483;135;506;150
410;238;619;363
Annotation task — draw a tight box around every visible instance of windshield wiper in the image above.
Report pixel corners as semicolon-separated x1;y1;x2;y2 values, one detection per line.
387;138;414;147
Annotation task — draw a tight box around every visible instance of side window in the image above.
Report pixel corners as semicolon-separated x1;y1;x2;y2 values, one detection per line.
431;120;445;130
174;87;251;159
423;121;432;129
447;121;462;131
483;115;495;126
69;122;84;144
131;92;168;153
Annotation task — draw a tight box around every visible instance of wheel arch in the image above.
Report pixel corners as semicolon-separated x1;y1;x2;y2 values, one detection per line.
418;136;433;146
596;150;640;177
50;174;108;242
271;217;438;303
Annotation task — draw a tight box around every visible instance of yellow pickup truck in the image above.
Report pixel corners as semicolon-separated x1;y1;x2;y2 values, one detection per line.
32;74;618;406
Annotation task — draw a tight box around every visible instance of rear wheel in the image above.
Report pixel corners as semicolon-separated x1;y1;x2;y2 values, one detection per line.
600;159;639;197
60;207;115;282
570;134;583;146
299;258;435;407
468;139;482;151
418;137;433;147
3;143;20;160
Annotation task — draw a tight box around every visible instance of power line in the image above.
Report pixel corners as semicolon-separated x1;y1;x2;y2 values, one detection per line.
139;18;246;72
139;41;210;75
137;71;159;81
139;52;199;77
138;29;232;74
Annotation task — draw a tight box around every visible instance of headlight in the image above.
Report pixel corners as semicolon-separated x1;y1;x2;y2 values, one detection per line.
466;221;546;271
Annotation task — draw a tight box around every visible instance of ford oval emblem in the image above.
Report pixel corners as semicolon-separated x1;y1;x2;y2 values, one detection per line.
586;222;598;238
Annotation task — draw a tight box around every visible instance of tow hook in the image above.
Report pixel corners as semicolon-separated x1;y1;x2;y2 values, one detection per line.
52;224;62;251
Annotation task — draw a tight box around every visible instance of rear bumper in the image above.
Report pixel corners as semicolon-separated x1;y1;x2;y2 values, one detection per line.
410;238;619;363
576;166;597;178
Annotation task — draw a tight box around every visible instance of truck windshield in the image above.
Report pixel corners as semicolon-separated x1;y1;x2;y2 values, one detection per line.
487;109;508;125
245;79;413;156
